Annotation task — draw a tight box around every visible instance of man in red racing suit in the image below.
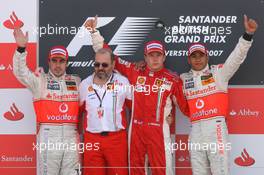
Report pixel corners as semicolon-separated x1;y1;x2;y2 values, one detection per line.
84;17;189;175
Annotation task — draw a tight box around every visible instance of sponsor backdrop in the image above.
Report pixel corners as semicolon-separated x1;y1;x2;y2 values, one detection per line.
0;0;37;174
0;0;264;174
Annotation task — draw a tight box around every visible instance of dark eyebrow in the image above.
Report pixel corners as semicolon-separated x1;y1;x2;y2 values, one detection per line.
51;58;66;62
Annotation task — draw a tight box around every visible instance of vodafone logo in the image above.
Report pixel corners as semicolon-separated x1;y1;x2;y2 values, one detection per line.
234;148;255;167
59;103;68;113
196;99;204;109
3;103;24;121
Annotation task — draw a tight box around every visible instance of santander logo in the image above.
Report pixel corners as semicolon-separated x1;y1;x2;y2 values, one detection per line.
3;11;24;30
0;64;6;70
3;103;24;121
234;148;255;167
229;110;237;116
229;109;260;117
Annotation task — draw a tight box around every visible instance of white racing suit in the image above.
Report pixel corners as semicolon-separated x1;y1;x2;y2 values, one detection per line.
180;36;253;175
13;50;81;175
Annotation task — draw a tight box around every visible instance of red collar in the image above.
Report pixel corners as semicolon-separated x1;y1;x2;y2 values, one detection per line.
145;66;167;77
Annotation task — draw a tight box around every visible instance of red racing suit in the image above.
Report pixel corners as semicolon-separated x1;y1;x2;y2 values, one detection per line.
91;31;189;175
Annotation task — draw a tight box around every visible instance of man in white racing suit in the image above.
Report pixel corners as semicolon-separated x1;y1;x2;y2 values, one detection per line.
180;15;258;175
12;28;81;175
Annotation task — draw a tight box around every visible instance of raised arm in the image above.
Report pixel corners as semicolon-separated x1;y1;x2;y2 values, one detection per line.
84;16;136;78
220;15;258;82
13;28;40;91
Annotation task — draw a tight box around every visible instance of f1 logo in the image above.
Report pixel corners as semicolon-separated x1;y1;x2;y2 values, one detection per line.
67;17;159;57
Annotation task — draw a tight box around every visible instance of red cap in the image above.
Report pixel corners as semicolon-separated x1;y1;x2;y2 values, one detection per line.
188;43;208;57
144;40;165;54
48;45;68;60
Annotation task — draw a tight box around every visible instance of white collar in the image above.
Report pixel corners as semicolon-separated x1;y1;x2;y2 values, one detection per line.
190;64;209;76
48;70;66;80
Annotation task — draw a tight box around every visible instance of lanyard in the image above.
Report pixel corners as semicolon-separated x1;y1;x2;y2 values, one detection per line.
93;74;114;107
